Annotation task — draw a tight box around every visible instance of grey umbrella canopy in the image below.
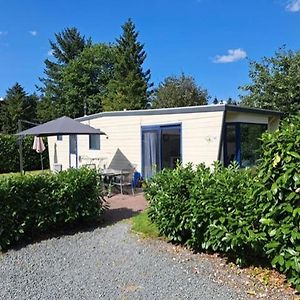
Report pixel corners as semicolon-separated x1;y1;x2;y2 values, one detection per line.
16;116;105;137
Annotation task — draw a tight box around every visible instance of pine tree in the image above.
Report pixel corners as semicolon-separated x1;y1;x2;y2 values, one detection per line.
0;83;37;134
103;19;152;111
38;27;91;117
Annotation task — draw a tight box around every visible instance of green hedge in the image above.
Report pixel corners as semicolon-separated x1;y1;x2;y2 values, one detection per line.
145;114;300;291
0;134;49;174
145;163;259;265
0;168;105;250
252;114;300;290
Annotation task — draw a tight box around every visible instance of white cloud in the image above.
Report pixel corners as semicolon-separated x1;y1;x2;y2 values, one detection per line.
29;30;38;36
286;0;300;12
213;48;247;63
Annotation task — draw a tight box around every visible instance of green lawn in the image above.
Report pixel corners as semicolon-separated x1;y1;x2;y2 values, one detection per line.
131;210;160;238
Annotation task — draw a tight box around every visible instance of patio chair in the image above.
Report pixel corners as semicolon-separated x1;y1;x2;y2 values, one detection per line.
113;169;135;195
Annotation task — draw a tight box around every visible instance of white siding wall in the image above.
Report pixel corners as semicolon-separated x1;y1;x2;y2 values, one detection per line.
48;111;224;172
48;135;70;171
47;110;279;172
226;112;269;124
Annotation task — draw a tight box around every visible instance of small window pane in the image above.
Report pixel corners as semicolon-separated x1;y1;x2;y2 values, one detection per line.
89;134;100;150
240;123;267;167
57;135;63;141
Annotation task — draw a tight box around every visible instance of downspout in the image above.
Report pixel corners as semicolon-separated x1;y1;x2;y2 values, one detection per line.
217;108;227;165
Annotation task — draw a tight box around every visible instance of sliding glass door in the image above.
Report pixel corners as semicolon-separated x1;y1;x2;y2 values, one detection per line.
142;124;181;179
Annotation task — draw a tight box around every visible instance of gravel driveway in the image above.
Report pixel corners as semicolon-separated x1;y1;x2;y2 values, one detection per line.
0;220;294;300
0;222;241;300
0;192;295;300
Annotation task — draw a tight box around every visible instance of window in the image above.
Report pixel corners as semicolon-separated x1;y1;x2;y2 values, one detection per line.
224;123;267;167
57;135;63;141
89;134;100;150
240;123;267;167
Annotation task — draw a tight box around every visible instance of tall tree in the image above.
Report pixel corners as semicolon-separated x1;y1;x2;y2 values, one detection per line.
0;83;37;134
152;74;208;108
239;47;300;114
103;19;152;111
59;44;115;117
38;27;91;117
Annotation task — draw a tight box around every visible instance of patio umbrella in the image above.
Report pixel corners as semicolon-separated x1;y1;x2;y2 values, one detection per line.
16;116;105;137
32;136;46;170
16;116;105;173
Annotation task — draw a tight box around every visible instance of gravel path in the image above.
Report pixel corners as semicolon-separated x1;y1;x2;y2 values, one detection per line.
0;222;294;300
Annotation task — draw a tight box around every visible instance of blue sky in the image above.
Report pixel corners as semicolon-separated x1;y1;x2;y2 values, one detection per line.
0;0;299;101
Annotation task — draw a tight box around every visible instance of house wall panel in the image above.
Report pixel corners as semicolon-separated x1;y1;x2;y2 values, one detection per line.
48;108;279;173
226;112;269;124
48;111;224;172
48;135;70;171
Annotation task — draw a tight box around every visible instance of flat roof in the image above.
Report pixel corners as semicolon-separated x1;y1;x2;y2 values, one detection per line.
77;104;283;122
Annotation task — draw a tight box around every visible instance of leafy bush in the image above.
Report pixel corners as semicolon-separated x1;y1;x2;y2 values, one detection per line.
145;114;300;291
146;162;258;265
0;168;104;250
145;164;195;243
252;114;300;290
0;134;49;173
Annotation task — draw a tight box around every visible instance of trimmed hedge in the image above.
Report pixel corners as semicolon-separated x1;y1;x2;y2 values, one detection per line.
252;114;300;290
145;114;300;291
0;134;49;174
0;168;105;250
145;163;259;265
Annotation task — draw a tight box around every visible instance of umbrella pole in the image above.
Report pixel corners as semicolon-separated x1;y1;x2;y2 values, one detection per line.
40;153;44;171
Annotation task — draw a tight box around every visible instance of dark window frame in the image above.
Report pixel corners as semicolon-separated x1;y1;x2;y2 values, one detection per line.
141;123;182;178
223;122;267;167
89;134;100;150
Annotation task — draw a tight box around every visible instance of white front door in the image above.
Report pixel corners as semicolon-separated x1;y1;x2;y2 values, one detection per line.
69;134;78;168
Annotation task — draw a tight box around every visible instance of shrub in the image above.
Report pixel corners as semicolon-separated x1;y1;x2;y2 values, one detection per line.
188;162;262;265
146;164;195;243
0;168;105;250
145;162;258;265
145;114;300;291
0;134;49;173
252;114;300;290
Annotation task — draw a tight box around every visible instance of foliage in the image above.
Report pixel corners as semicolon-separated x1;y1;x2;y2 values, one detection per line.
103;19;153;111
59;44;116;117
36;97;57;123
0;83;37;134
240;47;300;114
145;163;257;265
145;115;300;291
38;27;91;120
131;210;159;238
251;114;300;290
0;134;49;174
152;74;208;108
0;168;105;250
